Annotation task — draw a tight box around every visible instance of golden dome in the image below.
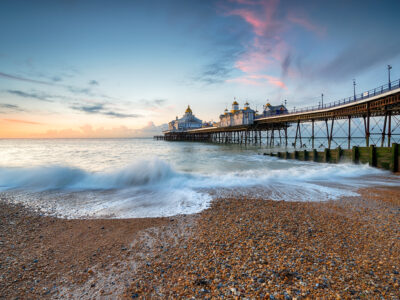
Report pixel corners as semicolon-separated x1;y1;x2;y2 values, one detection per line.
185;105;192;114
232;100;239;105
266;103;271;107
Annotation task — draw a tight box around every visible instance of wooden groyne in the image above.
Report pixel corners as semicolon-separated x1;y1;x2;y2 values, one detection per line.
264;144;400;172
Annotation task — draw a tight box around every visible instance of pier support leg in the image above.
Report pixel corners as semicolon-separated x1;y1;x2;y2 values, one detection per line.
278;129;282;146
299;122;303;148
364;104;370;147
285;126;288;148
270;128;274;147
329;118;334;149
388;111;392;147
348;116;351;150
381;111;388;147
311;119;315;149
325;119;329;148
294;121;300;148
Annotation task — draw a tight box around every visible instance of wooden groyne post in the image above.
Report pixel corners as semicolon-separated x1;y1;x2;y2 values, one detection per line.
266;144;400;172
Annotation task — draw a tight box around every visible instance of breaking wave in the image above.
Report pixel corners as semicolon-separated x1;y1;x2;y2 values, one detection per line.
0;159;178;191
0;158;396;219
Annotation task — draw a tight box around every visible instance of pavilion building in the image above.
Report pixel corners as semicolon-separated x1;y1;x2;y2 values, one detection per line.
219;100;255;127
168;105;203;131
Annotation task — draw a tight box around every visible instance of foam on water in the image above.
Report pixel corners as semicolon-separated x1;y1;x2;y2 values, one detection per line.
0;156;397;219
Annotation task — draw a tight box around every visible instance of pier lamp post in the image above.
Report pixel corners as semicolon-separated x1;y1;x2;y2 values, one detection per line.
388;65;392;89
321;93;324;108
353;79;356;100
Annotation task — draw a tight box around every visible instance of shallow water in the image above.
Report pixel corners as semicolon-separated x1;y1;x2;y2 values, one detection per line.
0;138;398;218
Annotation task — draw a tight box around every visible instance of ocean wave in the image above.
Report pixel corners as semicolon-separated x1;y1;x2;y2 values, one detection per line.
0;158;396;219
0;159;179;191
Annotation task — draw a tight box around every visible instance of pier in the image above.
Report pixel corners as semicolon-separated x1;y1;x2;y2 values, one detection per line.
159;79;400;149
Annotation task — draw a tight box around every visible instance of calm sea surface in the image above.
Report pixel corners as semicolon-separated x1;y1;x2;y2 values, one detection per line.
0;138;398;218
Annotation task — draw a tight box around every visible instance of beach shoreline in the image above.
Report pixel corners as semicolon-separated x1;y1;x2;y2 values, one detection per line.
1;186;399;299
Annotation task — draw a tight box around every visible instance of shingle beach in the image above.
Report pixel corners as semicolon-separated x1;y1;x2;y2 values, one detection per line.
1;187;399;299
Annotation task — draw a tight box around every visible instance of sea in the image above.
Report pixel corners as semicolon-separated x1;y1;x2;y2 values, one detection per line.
0;138;398;219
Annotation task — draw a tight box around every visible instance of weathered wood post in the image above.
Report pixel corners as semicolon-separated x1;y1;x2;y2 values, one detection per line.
313;149;318;162
391;143;398;172
352;146;359;164
324;148;330;163
369;145;377;167
303;150;308;161
337;146;342;163
294;150;299;159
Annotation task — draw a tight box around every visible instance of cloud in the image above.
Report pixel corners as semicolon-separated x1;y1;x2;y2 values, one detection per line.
89;80;99;85
35;122;167;138
52;76;62;82
67;86;92;95
221;0;285;87
3;119;43;125
7;90;54;102
194;61;235;84
281;52;291;78
221;0;325;88
0;103;25;112
287;13;326;37
142;99;167;106
316;41;400;81
153;99;166;105
0;71;108;99
227;74;286;88
0;71;53;85
140;98;168;108
70;102;141;118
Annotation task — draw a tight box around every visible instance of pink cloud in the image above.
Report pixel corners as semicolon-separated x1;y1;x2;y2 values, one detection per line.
225;0;280;37
221;0;325;87
235;50;272;73
227;74;286;89
287;13;326;37
227;8;267;36
234;36;288;75
228;0;262;5
3;118;43;125
34;123;167;138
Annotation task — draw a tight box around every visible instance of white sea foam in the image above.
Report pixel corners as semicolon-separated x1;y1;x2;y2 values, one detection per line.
0;157;397;219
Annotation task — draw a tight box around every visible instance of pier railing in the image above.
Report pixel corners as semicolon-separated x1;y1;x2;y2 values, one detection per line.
278;78;400;116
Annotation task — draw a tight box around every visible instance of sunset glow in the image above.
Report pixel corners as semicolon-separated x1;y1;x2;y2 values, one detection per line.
0;0;399;138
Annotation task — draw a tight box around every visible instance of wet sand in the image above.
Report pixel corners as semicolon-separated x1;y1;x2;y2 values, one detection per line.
1;187;399;299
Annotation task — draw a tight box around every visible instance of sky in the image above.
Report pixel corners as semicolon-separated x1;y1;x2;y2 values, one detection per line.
0;0;399;138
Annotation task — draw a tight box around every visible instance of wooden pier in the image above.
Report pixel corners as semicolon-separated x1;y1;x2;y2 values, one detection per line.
157;79;400;150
